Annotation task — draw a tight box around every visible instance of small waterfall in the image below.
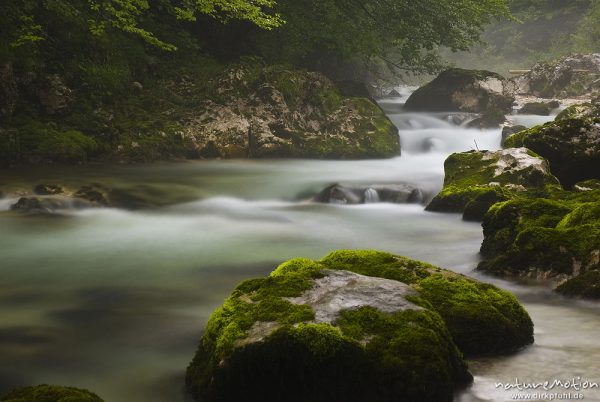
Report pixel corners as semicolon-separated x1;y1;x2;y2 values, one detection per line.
364;188;380;203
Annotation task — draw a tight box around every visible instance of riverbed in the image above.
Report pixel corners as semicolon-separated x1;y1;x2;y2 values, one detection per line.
1;95;599;402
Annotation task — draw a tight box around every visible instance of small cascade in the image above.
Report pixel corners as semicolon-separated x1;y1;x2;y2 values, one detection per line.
363;188;380;203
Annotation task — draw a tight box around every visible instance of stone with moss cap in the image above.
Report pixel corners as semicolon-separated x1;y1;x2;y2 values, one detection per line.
186;250;533;402
504;101;600;187
0;385;104;402
404;68;515;113
425;148;559;221
477;189;600;293
179;61;400;160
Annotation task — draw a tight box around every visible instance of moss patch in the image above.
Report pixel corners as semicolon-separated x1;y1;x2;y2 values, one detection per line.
0;385;104;402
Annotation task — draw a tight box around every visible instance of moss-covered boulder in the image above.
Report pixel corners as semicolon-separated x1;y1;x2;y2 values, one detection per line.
404;68;515;113
504;101;600;187
477;189;600;288
0;385;104;402
186;250;534;402
513;54;600;98
178;63;400;159
425;148;559;221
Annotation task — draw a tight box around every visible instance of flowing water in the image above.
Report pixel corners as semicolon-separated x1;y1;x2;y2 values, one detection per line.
1;94;599;402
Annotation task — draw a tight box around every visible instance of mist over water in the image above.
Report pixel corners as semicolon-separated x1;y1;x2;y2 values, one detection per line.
1;94;599;402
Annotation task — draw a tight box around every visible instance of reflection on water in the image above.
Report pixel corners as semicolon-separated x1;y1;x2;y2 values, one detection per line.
1;99;598;402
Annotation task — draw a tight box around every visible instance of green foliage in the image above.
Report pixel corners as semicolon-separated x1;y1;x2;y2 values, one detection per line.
445;0;593;73
0;384;104;402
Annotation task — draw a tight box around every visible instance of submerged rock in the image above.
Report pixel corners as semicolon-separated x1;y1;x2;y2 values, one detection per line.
466;108;507;129
404;68;515;113
504;100;600;187
33;184;64;195
0;384;104;401
314;183;423;204
518;101;560;116
426;148;559;221
186;250;533;402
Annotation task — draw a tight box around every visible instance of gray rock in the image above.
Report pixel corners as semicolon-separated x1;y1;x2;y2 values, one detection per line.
501;125;527;146
34;184;64;195
514;54;600;98
285;269;421;324
314;183;423;204
405;68;515;113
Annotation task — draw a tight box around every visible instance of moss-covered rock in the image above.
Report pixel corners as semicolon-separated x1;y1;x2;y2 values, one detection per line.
404;68;515;113
0;385;104;402
178;63;399;159
425;148;559;221
556;270;600;299
513;54;600;98
504;101;600;187
186;250;533;402
477;189;600;288
518;101;560;116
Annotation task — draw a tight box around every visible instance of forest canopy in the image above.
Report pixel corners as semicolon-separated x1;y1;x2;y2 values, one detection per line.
1;0;510;75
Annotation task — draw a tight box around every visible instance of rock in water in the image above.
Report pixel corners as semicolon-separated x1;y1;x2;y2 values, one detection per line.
404;68;515;113
518;101;560;116
314;183;423;204
0;385;104;402
186;250;534;402
513;54;600;98
178;63;400;159
504;100;600;187
501;125;527;146
426;148;559;221
477;187;600;294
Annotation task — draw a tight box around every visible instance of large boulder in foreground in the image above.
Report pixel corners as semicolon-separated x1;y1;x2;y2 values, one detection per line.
0;385;104;402
504;100;600;187
426;148;559;221
513;54;600;98
404;68;515;113
186;250;533;402
177;63;400;159
478;185;600;296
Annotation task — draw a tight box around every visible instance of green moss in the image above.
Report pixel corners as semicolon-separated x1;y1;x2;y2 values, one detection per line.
478;192;600;282
416;275;533;356
0;385;104;402
320;249;433;284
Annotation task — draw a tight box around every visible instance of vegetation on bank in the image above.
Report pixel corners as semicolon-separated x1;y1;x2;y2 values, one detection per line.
0;0;513;165
186;250;533;402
